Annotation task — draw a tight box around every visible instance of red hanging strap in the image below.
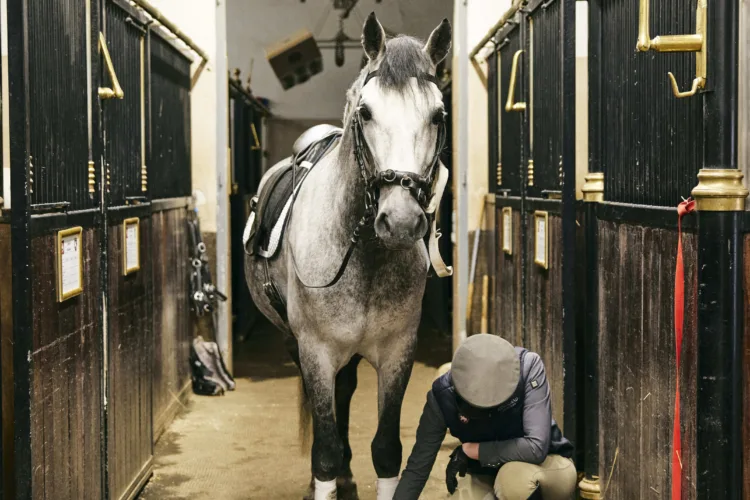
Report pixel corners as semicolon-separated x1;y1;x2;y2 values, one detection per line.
673;198;695;500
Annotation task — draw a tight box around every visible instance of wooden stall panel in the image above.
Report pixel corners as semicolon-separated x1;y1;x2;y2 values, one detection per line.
597;220;697;499
151;208;191;440
107;215;153;499
467;200;496;336
0;224;13;499
524;212;564;429
29;228;103;500
496;205;522;346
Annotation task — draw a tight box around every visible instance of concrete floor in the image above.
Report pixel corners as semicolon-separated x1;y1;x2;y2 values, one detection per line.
139;320;458;500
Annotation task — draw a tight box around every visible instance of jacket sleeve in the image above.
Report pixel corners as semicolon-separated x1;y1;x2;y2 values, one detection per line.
477;352;552;468
393;391;447;500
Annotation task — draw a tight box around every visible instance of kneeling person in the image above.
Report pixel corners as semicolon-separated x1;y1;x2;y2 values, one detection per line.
393;334;576;500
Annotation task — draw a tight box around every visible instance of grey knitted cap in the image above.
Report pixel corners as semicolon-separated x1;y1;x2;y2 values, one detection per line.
452;334;520;408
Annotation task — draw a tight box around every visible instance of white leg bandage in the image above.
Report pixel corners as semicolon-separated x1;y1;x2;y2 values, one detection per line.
314;478;337;500
376;477;399;500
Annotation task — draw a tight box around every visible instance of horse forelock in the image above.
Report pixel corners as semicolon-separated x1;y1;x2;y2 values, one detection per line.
343;35;434;125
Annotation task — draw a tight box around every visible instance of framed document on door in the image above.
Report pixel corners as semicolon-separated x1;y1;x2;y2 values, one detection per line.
57;226;84;302
123;217;140;275
534;211;548;270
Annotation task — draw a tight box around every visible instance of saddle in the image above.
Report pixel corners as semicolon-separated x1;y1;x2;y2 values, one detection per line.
243;125;342;259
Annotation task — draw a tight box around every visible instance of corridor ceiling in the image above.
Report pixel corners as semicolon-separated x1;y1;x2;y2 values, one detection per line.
227;0;453;119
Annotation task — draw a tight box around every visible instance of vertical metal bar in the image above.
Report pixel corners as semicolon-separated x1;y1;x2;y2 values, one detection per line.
487;48;498;194
98;2;110;498
519;16;528;346
579;3;603;494
695;0;743;497
704;0;738;171
7;0;32;498
582;201;600;483
560;0;578;455
454;0;469;351
146;27;152;188
587;0;601;176
695;213;743;499
140;35;147;194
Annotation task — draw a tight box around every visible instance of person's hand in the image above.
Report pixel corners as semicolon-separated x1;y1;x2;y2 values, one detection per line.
445;445;469;494
461;442;479;460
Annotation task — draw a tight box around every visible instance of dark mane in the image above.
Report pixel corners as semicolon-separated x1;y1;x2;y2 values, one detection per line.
376;35;432;89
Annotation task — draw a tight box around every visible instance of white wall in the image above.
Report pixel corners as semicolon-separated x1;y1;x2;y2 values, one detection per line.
462;0;511;232
226;0;452;120
148;0;225;234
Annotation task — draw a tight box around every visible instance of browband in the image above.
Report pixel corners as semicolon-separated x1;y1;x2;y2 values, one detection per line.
363;70;440;87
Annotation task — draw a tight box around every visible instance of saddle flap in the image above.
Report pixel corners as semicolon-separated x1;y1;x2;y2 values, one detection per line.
244;130;342;259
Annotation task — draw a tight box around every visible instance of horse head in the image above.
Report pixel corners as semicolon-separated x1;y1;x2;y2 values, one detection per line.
351;13;452;250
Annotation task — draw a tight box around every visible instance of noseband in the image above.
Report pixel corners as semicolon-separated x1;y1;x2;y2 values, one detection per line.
292;70;447;289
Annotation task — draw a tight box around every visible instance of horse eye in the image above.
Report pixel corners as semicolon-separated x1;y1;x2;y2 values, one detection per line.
432;110;446;125
359;105;372;122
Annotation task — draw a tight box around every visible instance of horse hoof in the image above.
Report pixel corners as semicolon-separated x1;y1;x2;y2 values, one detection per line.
337;477;359;500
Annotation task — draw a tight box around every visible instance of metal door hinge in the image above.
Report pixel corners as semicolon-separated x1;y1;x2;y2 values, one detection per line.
527;159;534;187
141;165;148;192
88;160;96;194
28;156;34;194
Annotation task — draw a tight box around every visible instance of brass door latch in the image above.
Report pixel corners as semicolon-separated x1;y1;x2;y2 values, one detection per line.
505;49;526;112
636;0;707;98
99;32;124;100
250;123;261;150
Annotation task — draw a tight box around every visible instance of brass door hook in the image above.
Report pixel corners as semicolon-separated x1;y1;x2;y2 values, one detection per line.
505;49;526;112
636;0;707;98
99;32;124;100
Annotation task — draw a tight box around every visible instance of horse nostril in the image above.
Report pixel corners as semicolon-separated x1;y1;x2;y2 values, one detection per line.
376;213;391;234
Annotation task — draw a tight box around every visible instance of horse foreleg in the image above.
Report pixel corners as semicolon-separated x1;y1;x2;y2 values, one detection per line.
335;355;361;500
299;345;345;500
371;340;417;500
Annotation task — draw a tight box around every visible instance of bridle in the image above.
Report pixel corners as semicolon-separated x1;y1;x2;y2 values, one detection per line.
352;70;447;224
292;69;447;289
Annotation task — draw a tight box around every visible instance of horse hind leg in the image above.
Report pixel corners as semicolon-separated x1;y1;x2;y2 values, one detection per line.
335;355;362;500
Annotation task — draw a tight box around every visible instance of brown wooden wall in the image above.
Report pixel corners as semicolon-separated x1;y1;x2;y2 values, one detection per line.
524;212;564;429
30;227;104;500
495;205;523;346
597;220;698;499
0;223;13;499
151;207;191;440
493;203;564;427
107;215;153;499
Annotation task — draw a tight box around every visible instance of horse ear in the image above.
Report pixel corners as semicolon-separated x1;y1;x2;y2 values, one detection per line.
424;18;452;66
362;12;386;61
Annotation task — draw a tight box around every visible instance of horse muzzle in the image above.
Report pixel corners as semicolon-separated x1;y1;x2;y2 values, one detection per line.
373;185;428;249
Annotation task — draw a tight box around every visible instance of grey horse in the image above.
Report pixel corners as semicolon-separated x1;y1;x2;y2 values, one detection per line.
245;13;452;500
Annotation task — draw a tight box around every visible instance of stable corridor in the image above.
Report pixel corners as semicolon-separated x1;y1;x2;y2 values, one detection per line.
140;322;457;500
